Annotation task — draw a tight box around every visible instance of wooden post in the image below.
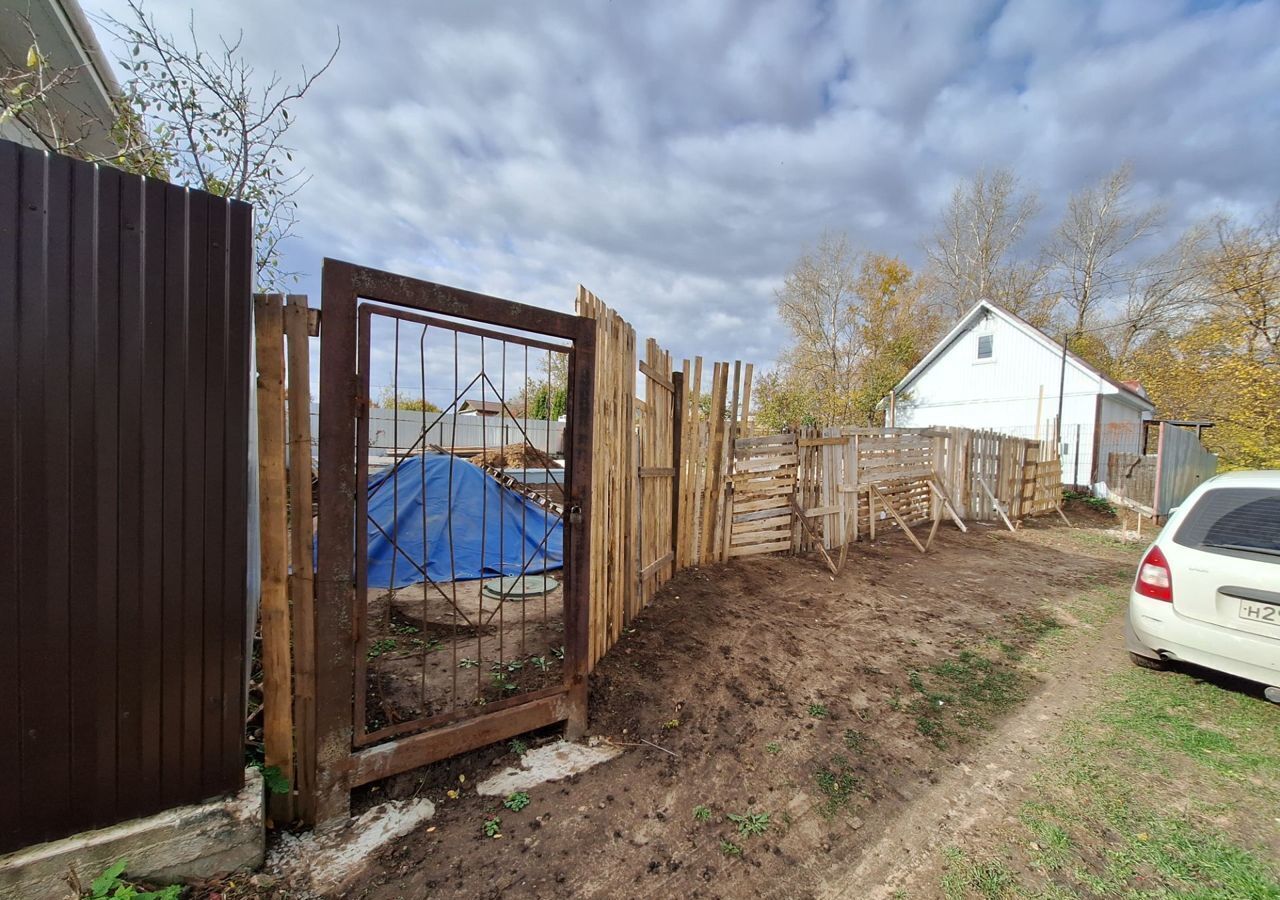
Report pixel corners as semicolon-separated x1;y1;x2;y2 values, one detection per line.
700;363;729;563
722;362;742;562
254;294;294;824
314;261;358;826
671;370;684;562
284;295;316;824
1034;385;1044;440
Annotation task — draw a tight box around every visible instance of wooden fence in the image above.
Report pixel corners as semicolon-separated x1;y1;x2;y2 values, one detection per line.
253;294;318;825
578;289;753;669
729;434;798;558
774;426;1063;555
576;284;1068;669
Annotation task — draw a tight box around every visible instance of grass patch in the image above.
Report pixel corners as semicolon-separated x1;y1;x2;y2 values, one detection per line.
937;665;1280;898
814;754;860;817
940;847;1019;899
909;650;1026;748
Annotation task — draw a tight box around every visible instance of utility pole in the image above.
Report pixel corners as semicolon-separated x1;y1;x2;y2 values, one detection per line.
1056;331;1068;454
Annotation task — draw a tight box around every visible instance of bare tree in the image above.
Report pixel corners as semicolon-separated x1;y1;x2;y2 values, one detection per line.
1110;223;1208;362
100;1;339;289
1047;163;1164;335
926;168;1042;320
775;231;864;421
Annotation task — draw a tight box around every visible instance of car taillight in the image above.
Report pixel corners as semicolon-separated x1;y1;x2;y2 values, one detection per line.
1136;545;1173;602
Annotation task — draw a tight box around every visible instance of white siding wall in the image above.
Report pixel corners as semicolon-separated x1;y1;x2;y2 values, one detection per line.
895;309;1124;488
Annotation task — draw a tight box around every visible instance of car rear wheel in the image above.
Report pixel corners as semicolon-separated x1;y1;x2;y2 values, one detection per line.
1129;651;1169;671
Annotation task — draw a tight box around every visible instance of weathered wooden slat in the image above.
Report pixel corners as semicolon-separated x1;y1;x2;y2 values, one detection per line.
728;539;793;557
639;359;674;393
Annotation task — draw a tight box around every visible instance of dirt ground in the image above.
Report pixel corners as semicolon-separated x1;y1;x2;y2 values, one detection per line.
361;581;566;731
335;502;1142;899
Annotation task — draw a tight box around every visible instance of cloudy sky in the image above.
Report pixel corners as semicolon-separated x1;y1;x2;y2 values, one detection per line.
82;0;1280;381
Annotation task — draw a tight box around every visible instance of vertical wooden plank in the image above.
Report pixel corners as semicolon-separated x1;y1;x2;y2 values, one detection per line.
256;294;294;823
671;369;684;570
315;260;358;824
721;362;741;562
286;295;317;823
700;364;727;563
563;297;596;734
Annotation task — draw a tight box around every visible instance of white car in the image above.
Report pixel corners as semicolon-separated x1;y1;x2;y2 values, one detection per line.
1126;470;1280;703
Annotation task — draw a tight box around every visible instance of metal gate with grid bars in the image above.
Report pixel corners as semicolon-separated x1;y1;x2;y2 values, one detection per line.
313;260;594;824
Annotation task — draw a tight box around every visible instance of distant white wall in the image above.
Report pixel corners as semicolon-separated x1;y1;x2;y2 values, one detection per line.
307;403;565;457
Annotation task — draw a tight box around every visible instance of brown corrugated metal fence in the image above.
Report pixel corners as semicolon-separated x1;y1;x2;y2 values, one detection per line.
0;139;253;853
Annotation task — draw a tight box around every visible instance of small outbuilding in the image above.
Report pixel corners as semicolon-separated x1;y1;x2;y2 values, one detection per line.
885;300;1155;491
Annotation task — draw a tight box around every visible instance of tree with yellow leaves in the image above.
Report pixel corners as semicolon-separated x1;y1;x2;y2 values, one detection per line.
758;236;943;431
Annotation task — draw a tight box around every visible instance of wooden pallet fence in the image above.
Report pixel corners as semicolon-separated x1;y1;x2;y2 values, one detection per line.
782;424;1063;556
728;434;797;557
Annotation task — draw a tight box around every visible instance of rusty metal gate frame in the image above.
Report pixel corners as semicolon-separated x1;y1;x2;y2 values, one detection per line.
313;260;594;824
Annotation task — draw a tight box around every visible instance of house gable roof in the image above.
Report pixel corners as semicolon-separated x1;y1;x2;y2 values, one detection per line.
889;300;1154;411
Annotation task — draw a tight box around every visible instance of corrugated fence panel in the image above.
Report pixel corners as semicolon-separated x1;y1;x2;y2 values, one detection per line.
0;139;253;853
1155;424;1218;516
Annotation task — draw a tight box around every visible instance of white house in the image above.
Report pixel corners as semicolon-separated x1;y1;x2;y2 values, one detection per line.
886;300;1155;490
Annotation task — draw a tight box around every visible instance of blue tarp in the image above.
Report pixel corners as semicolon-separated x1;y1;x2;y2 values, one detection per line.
366;453;563;589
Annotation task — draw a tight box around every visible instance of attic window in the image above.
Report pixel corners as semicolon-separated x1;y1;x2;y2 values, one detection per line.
977;334;994;360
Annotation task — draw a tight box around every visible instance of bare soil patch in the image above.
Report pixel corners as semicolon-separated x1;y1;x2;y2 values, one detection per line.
339;516;1139;899
360;582;566;731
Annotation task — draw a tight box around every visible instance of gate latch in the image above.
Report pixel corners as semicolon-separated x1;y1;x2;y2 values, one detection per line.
567;504;583;526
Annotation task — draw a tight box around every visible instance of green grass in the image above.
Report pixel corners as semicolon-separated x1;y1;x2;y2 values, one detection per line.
814;754;861;816
938;665;1280;899
940;847;1019;899
908;649;1026;748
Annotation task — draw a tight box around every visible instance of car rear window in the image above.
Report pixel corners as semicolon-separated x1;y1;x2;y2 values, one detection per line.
1173;487;1280;561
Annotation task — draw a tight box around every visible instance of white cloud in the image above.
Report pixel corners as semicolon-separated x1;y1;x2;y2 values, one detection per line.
82;0;1280;377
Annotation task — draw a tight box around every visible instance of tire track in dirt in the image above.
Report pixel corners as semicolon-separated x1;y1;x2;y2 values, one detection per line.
814;607;1129;900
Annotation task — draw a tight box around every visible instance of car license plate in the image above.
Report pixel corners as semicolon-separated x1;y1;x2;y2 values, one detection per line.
1238;599;1280;626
